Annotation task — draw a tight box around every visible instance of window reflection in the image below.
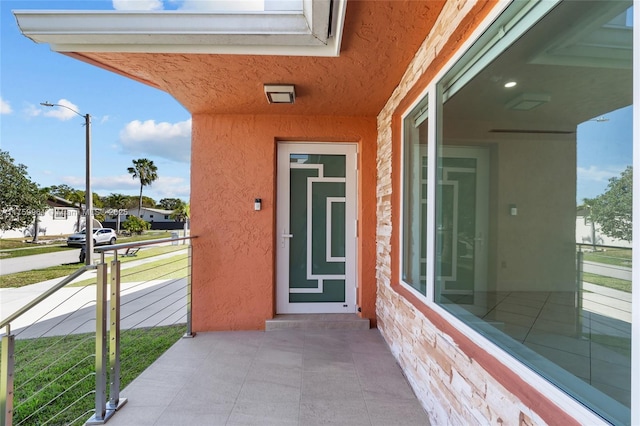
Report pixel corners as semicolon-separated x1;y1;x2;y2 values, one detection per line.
435;1;632;423
403;108;428;295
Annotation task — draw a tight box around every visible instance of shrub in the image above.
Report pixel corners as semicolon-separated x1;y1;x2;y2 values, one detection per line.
122;216;151;234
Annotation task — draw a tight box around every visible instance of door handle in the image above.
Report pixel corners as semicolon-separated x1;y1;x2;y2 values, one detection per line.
281;230;293;248
474;232;484;250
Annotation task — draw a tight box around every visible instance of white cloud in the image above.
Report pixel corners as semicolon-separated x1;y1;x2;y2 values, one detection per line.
112;0;164;10
577;165;627;183
0;97;12;114
149;176;191;198
25;104;42;118
178;0;264;11
41;99;83;121
62;174;139;191
119;118;192;163
61;174;190;200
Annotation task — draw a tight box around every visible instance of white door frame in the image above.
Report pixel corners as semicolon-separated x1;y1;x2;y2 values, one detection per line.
276;142;358;314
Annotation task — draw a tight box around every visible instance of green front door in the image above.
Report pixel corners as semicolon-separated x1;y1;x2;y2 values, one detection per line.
437;147;489;299
277;143;357;314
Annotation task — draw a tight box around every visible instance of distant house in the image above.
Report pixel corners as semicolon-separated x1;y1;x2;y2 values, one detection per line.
1;195;80;239
103;207;185;231
128;207;175;223
576;209;632;249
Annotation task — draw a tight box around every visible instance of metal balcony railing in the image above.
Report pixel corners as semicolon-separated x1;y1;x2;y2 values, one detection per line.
0;235;196;426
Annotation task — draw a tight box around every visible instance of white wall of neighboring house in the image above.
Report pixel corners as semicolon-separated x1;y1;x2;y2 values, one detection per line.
0;207;79;239
575;214;632;248
127;207;175;223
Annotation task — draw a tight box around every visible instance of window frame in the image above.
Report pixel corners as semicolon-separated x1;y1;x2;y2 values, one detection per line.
398;0;638;423
400;93;430;297
53;208;67;220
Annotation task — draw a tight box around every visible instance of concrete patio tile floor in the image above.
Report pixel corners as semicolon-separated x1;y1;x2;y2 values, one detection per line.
107;329;431;426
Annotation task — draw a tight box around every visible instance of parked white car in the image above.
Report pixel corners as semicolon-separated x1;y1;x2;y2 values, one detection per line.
67;228;117;247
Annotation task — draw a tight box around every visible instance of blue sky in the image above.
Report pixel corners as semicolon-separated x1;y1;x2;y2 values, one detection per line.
1;1;632;206
1;1;203;203
577;105;633;203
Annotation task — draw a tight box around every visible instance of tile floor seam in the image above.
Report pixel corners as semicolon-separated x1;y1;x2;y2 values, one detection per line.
298;332;306;426
352;346;374;426
150;343;198;426
225;332;265;426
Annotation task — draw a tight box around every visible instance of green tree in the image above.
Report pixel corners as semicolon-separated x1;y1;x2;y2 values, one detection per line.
45;184;76;199
122;215;151;235
127;158;159;213
105;193;129;232
66;190;85;232
31;187;50;243
141;196;156;208
0;150;47;232
170;201;190;223
584;166;632;242
158;198;183;210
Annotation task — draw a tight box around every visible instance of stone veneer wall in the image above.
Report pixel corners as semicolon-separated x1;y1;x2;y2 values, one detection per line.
375;1;570;425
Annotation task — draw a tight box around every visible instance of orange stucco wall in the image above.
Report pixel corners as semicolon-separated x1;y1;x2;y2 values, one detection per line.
190;114;377;331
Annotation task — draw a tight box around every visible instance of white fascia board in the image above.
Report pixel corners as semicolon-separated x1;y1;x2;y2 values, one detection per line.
13;0;346;57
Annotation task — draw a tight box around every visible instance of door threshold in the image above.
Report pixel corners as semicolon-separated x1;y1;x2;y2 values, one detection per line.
265;314;370;331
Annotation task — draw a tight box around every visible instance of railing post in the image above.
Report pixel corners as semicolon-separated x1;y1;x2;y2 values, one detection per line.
184;244;195;338
1;330;15;426
576;247;584;336
87;261;108;424
108;257;127;412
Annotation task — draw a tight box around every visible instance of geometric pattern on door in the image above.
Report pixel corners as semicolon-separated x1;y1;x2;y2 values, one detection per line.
289;156;346;302
276;143;357;314
437;147;489;297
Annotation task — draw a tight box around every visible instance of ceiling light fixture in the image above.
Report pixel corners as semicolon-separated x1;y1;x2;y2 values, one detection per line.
504;81;517;88
264;84;296;104
505;93;550;111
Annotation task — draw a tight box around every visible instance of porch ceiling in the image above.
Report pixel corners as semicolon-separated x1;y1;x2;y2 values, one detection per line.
50;1;445;116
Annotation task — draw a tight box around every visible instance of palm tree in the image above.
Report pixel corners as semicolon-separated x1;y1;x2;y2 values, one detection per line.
127;158;159;215
106;193;129;232
170;201;190;242
170;200;189;222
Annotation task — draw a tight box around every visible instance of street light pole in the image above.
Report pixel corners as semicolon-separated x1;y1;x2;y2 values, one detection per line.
40;102;93;265
84;112;93;265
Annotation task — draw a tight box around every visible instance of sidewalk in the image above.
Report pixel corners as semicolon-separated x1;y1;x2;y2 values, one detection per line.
0;248;188;330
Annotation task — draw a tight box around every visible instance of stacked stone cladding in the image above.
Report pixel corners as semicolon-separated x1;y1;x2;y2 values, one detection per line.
375;1;551;424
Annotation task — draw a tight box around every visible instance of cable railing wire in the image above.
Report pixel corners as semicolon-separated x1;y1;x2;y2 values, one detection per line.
1;235;196;425
15;336;93;390
11;284;97;338
13;320;94;376
120;274;187;311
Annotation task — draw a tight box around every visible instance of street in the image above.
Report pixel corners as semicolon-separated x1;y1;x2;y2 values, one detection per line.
0;249;82;275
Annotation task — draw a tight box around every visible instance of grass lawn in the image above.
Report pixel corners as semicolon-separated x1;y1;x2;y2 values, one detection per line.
0;231;174;259
69;249;188;287
582;247;632;268
9;324;185;425
582;272;631;293
0;245;187;289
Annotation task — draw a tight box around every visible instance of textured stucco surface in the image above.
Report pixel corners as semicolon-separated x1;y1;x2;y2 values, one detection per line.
70;1;446;116
190;114;377;330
